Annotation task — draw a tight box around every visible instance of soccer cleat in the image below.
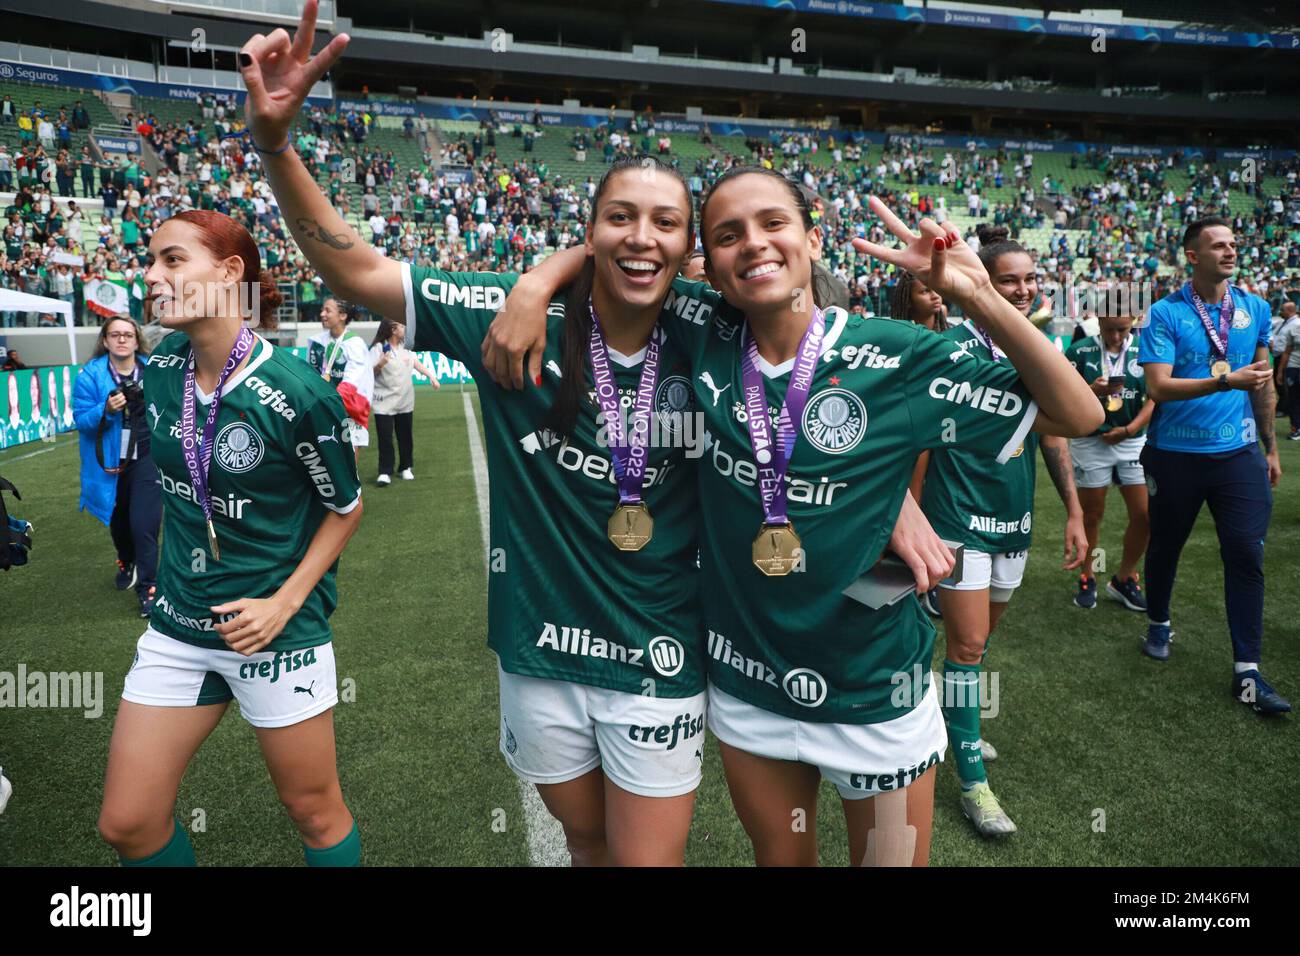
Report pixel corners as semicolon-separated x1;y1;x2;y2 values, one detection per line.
1106;575;1148;612
0;768;11;815
979;739;998;762
139;585;157;619
377;474;391;486
960;783;1017;836
1232;670;1293;716
1288;429;1300;441
921;588;942;618
115;559;137;591
1142;622;1173;661
1073;575;1097;608
400;468;415;481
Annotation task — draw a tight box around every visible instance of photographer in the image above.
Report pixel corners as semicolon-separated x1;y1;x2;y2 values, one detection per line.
73;315;160;617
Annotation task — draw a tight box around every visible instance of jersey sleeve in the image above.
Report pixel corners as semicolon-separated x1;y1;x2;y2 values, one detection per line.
1064;340;1089;380
400;263;518;372
342;336;374;399
1138;301;1177;365
294;390;362;515
1254;298;1271;350
658;276;738;367
904;326;1038;465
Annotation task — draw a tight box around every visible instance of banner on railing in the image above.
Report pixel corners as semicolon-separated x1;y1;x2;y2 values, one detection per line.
0;364;79;450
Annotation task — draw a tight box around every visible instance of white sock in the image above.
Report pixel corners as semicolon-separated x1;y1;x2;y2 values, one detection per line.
1148;619;1170;628
1233;662;1258;674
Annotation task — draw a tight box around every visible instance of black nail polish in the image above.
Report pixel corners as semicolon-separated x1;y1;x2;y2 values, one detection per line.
238;53;252;67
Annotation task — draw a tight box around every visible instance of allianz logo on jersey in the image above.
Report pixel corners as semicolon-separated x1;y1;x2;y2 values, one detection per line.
969;511;1032;535
419;277;506;311
928;377;1024;417
154;593;236;632
536;623;685;677
518;428;683;483
708;629;827;707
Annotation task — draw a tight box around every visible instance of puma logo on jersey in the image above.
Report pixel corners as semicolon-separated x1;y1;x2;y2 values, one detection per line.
294;681;316;698
699;371;731;407
708;629;778;688
547;360;563;379
948;341;974;363
318;427;338;443
147;403;161;430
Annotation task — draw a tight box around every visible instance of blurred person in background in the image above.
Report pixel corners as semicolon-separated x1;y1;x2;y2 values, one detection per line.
72;314;161;617
369;318;438;486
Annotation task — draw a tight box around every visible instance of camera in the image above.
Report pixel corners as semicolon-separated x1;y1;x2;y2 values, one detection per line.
116;378;144;406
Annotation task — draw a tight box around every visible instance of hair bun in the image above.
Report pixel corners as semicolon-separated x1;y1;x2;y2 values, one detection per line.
975;223;1009;245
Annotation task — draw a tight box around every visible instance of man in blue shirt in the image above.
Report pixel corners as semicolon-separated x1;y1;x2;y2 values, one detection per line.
1138;216;1288;715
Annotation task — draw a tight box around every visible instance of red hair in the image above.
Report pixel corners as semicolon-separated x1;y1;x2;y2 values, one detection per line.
168;210;283;325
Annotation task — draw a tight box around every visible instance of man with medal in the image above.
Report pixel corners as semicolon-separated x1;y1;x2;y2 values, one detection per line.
1065;313;1154;611
1137;216;1288;715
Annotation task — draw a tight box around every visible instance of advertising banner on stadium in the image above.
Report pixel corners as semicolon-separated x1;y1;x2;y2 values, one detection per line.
0;61;332;109
0;364;79;450
285;348;473;386
701;0;1300;52
93;133;141;157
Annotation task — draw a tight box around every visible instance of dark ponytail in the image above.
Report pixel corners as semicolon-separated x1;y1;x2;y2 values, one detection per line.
889;271;918;324
545;154;693;436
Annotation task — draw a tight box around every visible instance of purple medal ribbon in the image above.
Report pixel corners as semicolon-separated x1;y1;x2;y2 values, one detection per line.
1186;282;1232;363
971;322;1004;362
181;326;255;558
739;306;826;527
587;300;663;505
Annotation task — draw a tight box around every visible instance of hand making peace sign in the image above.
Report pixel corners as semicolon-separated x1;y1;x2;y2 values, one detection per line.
238;0;350;152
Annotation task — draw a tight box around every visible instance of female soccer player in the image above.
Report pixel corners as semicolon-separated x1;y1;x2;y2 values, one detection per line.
307;296;373;462
912;224;1088;837
96;209;364;867
1064;312;1153;611
489;168;1102;865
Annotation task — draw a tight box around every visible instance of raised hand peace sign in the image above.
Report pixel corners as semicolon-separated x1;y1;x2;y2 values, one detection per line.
239;0;349;151
851;196;992;305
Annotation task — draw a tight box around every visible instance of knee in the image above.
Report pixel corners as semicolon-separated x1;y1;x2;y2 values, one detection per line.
946;632;987;666
97;804;163;851
561;823;608;867
281;787;345;843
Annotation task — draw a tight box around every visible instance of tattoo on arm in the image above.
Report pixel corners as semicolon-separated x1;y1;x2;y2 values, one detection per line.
1251;384;1276;454
1041;439;1079;509
296;217;354;250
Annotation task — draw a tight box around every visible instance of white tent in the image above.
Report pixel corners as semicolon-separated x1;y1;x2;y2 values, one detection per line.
0;289;77;364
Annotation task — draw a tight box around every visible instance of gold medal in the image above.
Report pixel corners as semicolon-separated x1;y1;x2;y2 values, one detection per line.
607;502;653;551
1106;394;1123;412
206;518;221;562
1211;360;1231;378
752;523;802;576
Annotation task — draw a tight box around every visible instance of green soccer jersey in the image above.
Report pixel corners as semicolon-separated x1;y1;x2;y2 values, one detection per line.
921;320;1039;554
1065;334;1147;435
660;282;1037;723
402;265;703;697
143;331;362;651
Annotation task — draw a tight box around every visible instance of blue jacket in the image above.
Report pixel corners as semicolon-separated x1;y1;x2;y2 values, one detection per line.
73;353;143;526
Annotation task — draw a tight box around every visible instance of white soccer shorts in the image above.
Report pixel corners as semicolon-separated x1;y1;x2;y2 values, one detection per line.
122;626;338;728
1071;433;1146;489
940;548;1029;599
497;661;706;799
706;680;947;800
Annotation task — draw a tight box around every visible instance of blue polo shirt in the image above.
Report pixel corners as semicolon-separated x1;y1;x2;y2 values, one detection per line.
1138;283;1270;453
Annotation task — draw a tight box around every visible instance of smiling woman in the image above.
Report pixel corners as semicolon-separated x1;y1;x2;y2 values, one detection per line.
96;209;366;869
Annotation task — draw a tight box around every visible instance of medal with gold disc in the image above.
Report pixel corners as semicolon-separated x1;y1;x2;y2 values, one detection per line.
587;300;663;552
739;306;828;576
1186;281;1235;384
